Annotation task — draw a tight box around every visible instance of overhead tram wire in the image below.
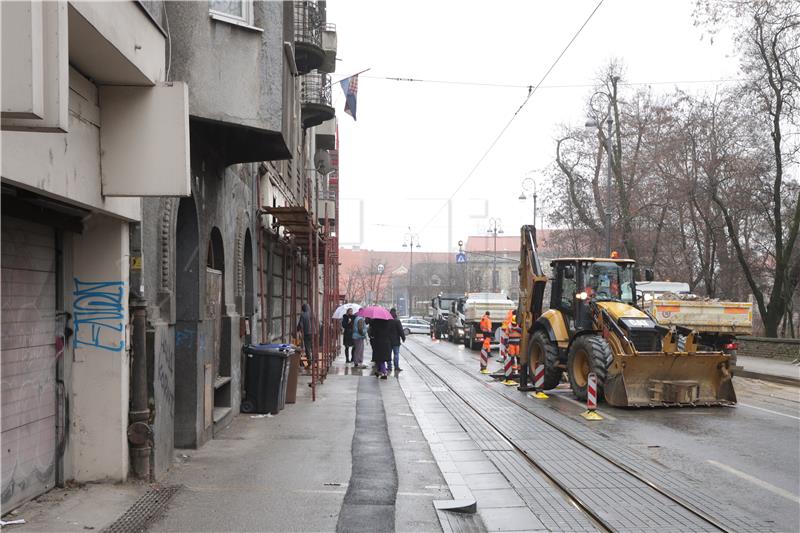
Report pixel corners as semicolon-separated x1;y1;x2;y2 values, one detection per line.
418;0;605;234
361;76;743;90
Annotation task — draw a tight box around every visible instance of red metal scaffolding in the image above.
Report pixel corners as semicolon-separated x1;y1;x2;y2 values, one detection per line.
263;187;338;400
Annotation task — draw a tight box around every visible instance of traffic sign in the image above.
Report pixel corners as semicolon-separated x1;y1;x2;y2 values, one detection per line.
456;252;467;264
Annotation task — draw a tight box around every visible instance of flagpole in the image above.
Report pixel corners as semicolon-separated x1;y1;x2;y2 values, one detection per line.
329;68;372;88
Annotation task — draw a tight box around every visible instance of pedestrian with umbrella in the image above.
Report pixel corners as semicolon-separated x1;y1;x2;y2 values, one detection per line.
333;303;360;365
341;309;355;363
357;306;394;379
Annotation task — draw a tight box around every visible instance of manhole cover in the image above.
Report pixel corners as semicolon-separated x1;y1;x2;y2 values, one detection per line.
102;484;181;533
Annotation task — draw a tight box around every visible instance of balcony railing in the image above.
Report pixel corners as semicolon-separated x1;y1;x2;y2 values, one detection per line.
301;72;332;107
300;72;334;128
294;1;324;74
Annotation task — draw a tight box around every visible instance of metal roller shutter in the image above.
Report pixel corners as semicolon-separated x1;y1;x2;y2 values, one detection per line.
1;216;57;510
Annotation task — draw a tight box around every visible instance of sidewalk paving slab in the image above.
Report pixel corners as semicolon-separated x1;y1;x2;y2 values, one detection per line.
737;355;800;386
3;483;147;532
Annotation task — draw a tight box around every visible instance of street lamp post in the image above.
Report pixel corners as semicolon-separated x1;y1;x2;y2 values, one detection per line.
519;177;538;227
375;263;385;305
403;228;420;315
487;218;503;292
586;88;616;257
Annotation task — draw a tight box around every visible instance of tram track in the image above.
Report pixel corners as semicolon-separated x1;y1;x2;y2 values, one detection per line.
403;338;748;533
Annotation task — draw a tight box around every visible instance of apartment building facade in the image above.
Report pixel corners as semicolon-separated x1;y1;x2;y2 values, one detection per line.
1;0;338;512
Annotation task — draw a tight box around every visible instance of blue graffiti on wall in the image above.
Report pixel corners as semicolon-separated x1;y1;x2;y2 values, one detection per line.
72;279;126;352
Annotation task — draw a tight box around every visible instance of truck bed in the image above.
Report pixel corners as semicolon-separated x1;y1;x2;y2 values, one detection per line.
644;299;753;335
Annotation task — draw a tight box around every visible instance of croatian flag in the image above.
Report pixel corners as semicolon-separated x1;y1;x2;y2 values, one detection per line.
340;75;358;121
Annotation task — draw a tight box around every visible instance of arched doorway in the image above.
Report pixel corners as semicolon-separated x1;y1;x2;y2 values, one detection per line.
206;227;230;417
174;197;200;448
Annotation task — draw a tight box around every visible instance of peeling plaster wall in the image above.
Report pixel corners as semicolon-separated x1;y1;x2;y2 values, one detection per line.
141;134;254;471
1;73;141;222
65;214;130;482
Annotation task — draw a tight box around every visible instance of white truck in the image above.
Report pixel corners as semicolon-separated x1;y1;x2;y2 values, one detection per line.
447;292;516;350
638;282;752;367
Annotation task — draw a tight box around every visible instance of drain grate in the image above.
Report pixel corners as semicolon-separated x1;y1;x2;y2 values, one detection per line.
102;484;181;533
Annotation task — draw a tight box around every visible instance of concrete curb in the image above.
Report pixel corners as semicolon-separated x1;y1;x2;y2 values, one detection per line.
735;369;800;387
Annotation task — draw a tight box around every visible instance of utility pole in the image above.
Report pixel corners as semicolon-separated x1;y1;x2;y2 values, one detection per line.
487;218;502;292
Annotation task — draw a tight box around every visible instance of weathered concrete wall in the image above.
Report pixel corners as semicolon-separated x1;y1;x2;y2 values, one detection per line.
164;1;283;133
66;215;130;482
1;73;140;222
149;321;174;478
141;126;256;468
739;337;800;361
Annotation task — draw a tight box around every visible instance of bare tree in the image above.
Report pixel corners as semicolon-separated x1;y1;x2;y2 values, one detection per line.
695;0;800;336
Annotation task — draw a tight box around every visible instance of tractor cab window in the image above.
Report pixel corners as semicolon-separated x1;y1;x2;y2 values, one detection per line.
581;262;635;305
558;265;577;314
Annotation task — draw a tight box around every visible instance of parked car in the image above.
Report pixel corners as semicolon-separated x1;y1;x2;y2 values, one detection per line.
400;317;431;335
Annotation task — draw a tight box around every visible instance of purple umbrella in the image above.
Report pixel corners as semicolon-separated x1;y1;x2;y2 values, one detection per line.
357;305;393;320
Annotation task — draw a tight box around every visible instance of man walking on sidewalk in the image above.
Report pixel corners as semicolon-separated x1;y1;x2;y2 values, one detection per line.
387;308;406;372
297;303;314;366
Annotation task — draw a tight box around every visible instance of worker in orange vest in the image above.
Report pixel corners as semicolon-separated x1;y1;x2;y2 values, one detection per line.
499;310;513;363
508;313;522;366
479;312;492;373
480;311;492;337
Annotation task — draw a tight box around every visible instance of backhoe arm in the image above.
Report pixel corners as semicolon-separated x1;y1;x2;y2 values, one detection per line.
518;225;548;359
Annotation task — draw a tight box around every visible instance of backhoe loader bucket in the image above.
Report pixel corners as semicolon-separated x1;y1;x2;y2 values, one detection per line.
604;352;736;407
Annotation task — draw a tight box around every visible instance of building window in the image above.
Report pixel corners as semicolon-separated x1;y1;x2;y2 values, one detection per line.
209;0;254;27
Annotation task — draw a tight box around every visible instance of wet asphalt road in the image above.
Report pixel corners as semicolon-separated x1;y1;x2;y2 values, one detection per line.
407;335;800;533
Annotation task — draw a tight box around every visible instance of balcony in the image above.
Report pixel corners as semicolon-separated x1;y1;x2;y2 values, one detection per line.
300;72;334;129
320;23;337;73
293;2;324;75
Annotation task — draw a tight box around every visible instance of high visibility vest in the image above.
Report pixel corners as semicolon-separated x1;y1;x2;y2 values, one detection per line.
480;316;492;332
508;324;522;345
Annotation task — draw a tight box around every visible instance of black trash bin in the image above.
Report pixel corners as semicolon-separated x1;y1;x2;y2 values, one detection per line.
241;344;294;414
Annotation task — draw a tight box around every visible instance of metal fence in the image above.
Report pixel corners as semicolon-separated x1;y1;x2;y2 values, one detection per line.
294;1;322;48
301;72;332;108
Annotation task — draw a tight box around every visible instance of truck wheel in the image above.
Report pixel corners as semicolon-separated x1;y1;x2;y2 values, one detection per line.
468;326;479;350
530;331;562;390
566;335;614;402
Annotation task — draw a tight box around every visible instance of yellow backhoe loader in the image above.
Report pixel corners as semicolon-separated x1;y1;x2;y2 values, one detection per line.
515;225;736;407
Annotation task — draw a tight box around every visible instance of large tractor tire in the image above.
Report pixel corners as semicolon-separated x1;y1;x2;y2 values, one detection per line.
529;330;562;390
566;335;614;402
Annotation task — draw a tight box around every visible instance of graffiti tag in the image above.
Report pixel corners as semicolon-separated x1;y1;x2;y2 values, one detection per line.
72;279;125;352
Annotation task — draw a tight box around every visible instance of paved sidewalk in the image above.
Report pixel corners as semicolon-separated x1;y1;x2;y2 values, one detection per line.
6;356;452;532
738;355;800;385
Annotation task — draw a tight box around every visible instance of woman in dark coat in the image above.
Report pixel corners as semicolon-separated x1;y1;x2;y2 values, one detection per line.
341;308;355;363
369;319;393;379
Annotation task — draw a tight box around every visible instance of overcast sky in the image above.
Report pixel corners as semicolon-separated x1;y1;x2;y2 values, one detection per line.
328;0;740;254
